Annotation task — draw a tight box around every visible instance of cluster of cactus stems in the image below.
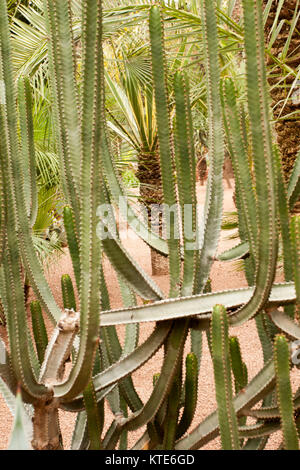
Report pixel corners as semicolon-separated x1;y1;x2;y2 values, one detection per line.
0;0;299;450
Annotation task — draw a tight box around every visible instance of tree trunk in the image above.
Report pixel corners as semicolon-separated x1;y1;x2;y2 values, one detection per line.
137;151;169;275
263;0;300;211
32;399;63;450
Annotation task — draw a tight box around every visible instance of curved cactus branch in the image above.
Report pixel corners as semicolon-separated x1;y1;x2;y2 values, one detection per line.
44;0;81;221
217;242;250;262
0;0;61;327
268;309;300;340
39;309;80;386
90;322;171;397
99;283;296;327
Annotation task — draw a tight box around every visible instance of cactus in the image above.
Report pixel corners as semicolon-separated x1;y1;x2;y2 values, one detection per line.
0;0;298;451
176;353;198;439
211;305;240;450
229;337;248;394
30;301;48;365
291;215;300;317
274;335;299;450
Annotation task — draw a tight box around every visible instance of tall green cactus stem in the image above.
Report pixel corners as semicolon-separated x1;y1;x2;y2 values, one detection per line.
274;148;295;318
221;77;257;264
195;0;225;295
291;215;300;316
176;353;198;439
0;0;61;331
83;381;103;450
63;208;81;290
162;374;181;449
149;5;181;298
274;335;299;450
46;0;103;401
173;72;197;297
30;301;48;365
61;274;77;312
211;305;240;450
288;149;300;210
229;336;247;442
274;150;294;284
229;337;248;393
0;1;51;398
146;372;165;449
17;77;38;226
112;320;189;439
221;72;280;371
230;0;278;326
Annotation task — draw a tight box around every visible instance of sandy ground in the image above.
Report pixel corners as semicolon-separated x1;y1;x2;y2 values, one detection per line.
0;180;298;450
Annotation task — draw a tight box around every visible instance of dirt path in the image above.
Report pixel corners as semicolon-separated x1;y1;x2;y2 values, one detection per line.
0;181;298;450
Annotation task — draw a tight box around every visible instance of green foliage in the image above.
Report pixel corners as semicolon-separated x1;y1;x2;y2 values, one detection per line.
0;0;298;451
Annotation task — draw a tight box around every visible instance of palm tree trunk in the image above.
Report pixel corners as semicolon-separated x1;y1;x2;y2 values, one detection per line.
137;151;169;275
263;0;300;211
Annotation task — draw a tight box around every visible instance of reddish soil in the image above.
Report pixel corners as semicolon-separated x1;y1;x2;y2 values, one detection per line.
0;180;298;450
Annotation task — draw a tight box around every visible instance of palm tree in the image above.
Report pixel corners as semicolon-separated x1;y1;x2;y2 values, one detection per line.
7;0;30;19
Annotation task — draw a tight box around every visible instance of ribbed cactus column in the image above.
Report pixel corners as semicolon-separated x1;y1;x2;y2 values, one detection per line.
0;0;298;451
